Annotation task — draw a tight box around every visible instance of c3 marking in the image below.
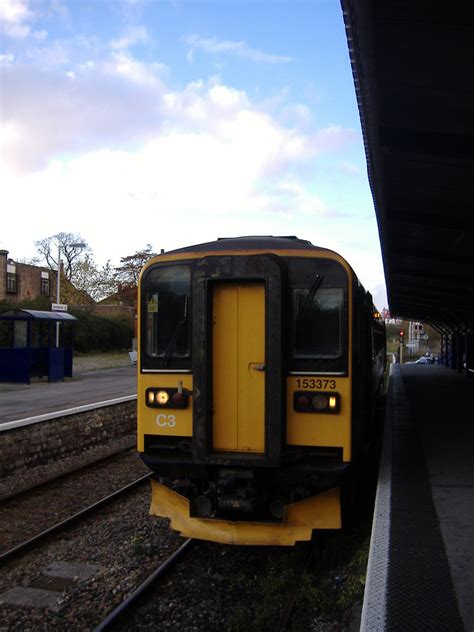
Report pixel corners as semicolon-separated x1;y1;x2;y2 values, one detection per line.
156;414;176;428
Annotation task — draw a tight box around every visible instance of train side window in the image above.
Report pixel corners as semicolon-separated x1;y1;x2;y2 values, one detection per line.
144;265;191;362
292;287;343;358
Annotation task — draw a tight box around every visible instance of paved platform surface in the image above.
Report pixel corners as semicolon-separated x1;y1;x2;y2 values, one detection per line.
363;364;474;631
0;367;137;424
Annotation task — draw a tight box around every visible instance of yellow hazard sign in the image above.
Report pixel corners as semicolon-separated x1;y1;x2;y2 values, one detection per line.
148;295;158;313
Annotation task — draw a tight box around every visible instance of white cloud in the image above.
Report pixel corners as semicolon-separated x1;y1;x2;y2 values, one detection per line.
0;52;15;64
1;52;169;172
2;71;355;264
312;125;358;152
110;50;166;85
0;0;32;24
34;29;48;41
185;34;294;64
1;131;337;266
0;0;37;38
109;26;149;51
1;44;367;282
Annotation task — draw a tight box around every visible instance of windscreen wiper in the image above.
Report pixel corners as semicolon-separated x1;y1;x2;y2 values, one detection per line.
161;318;186;367
161;296;188;367
296;274;324;324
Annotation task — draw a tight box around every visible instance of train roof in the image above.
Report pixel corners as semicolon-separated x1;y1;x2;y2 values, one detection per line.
165;235;333;255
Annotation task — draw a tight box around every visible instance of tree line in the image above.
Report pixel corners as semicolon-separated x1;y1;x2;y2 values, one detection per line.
32;232;158;302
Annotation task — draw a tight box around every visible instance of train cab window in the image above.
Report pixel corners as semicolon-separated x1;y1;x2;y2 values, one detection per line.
143;265;191;367
292;287;344;358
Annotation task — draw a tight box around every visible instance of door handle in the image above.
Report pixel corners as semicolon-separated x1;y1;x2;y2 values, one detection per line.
250;363;265;372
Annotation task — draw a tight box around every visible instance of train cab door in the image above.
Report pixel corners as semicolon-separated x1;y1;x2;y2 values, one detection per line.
212;281;266;453
192;254;284;466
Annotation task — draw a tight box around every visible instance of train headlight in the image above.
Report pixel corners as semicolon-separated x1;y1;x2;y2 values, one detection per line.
157;390;170;405
145;387;189;409
293;391;340;414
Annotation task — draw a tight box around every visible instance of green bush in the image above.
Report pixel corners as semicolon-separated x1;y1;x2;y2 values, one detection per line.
0;301;133;353
69;309;134;353
0;296;52;313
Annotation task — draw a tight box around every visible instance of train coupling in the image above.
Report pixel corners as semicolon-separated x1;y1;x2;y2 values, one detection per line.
216;468;255;512
193;469;256;517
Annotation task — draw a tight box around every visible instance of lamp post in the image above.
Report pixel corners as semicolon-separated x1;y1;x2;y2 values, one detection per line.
55;242;86;347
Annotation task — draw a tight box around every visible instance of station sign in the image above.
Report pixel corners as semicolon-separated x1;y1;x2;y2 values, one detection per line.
51;303;68;312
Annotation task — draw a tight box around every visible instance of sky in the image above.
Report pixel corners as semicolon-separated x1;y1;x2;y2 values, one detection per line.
0;0;387;309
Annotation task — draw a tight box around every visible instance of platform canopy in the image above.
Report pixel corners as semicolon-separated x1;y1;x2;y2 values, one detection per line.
0;309;77;322
341;1;474;330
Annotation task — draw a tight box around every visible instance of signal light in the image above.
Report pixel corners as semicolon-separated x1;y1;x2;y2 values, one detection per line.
296;394;311;409
145;387;189;409
172;392;184;406
157;390;170;405
293;391;340;414
312;394;329;410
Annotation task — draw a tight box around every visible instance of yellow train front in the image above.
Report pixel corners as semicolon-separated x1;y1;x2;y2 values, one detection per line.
137;236;385;546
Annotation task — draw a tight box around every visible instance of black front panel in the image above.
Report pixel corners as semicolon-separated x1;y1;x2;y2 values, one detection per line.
191;254;285;467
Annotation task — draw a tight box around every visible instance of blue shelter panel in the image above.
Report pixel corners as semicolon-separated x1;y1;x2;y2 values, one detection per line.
48;347;65;381
0;309;77;384
0;348;31;384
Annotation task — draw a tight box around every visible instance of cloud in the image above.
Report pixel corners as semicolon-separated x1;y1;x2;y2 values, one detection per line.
1;131;337;266
5;47;358;176
2;67;358;264
1;41;364;273
0;0;46;40
0;52;15;65
184;34;294;64
312;125;358;152
1;52;169;172
0;0;32;25
109;26;149;51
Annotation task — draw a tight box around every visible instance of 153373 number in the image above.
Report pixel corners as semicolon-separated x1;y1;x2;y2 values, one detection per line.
295;378;336;390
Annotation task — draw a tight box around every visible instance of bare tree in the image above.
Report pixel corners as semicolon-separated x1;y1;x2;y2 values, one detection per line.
114;244;158;287
73;255;118;302
35;232;90;281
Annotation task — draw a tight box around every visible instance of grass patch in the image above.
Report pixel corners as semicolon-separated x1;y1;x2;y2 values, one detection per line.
289;532;370;631
73;351;131;371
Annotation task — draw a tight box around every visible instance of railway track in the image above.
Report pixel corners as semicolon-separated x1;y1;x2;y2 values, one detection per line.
93;538;194;631
0;444;136;504
0;473;151;565
275;543;314;632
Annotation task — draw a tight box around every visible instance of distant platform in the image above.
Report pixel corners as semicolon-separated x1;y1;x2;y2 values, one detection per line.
362;364;474;631
0;367;136;424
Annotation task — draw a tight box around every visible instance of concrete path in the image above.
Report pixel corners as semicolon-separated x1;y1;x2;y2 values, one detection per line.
0;367;137;424
401;364;474;631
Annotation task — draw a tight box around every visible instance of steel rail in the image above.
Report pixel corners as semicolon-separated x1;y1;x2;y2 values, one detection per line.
0;473;151;566
93;538;194;632
0;444;135;504
275;544;314;632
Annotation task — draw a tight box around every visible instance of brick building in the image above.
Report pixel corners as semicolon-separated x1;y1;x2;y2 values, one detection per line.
0;250;57;304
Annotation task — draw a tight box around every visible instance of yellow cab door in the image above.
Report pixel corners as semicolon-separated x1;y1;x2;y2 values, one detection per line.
212;282;265;453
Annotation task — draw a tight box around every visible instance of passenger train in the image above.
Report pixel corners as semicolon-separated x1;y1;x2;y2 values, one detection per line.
137;236;385;546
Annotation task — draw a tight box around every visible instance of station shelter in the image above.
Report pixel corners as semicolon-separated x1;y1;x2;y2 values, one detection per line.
0;309;77;384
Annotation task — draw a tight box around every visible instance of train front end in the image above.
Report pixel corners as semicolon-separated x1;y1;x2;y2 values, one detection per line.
137;237;354;546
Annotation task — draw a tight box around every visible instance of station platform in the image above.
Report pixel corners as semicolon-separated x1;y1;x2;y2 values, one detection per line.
362;364;474;631
0;367;137;424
